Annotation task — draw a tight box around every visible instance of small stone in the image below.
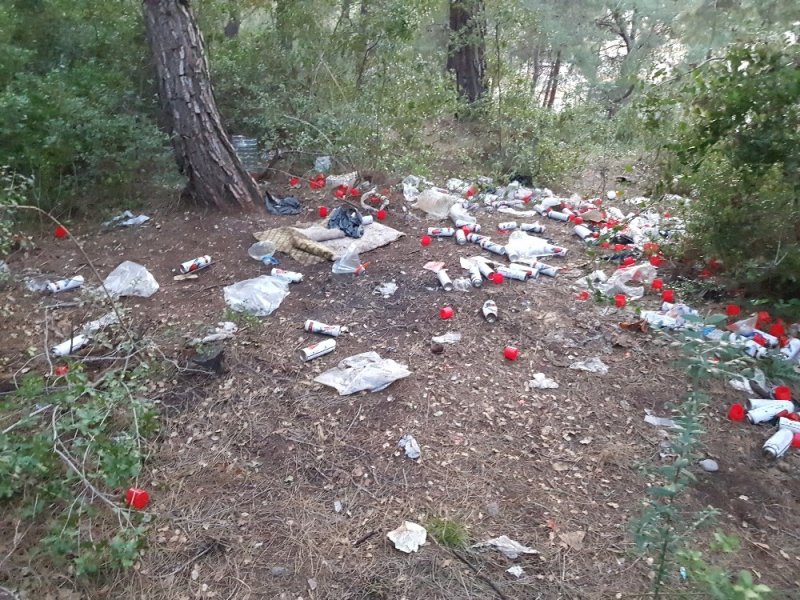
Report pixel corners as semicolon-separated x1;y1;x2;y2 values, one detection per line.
431;342;444;354
271;566;290;577
699;459;719;473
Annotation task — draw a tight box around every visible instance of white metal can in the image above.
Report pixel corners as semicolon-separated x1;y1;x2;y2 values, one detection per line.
46;275;84;294
482;299;498;323
462;224;481;233
537;262;559;277
427;227;455;237
479;238;506;256
455;229;467;245
51;334;89;357
574;224;593;240
547;210;570;222
763;428;793;459
361;215;374;225
304;319;346;337
453;219;474;228
745;399;794;411
520;222;545;233
437;270;454;291
497;221;518;231
300;338;336;361
476;260;495;279
747;403;791;424
495;265;530;281
271;268;304;283
466;232;486;244
469;264;482;288
180;255;212;273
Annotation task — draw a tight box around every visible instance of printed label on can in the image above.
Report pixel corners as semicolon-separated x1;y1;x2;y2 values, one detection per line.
466;233;486;244
272;268;304;283
520;222;545;233
47;275;85;294
300;338;336;361
437;270;454;291
482;300;498;323
496;265;529;281
497;221;518;231
427;227;455;237
180;255;212;274
304;319;345;337
455;229;467;245
462;224;481;233
479;239;507;255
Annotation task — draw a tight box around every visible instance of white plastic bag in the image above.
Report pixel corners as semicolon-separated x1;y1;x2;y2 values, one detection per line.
505;231;566;262
449;202;476;226
325;171;357;189
223;275;289;316
413;188;461;218
597;264;656;299
332;243;364;274
314;351;411;395
103;261;159;298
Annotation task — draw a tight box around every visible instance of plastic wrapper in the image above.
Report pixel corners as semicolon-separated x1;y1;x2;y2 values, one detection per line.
413;188;461;218
331;243;364;274
103;261;159;298
449;202;476;226
504;231;566;262
223;275;289;316
313;351;411;395
596;264;656;299
325;171;358;189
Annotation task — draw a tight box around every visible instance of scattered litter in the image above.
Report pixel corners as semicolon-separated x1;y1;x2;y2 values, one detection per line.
596;264;656;299
300;339;336;361
173;273;198;281
189;321;238;346
505;231;566;261
103;261;159;298
558;530;586;551
271;268;303;283
619;319;649;333
314;352;410;395
102;210;150;227
50;312;119;356
482;299;498;322
248;240;278;265
506;565;525;578
307;578;318;592
332;243;366;275
569;357;609;375
699;459;719;473
432;332;461;345
304;319;347;337
387;521;427;553
223;275;289;316
413;188;461;218
471;535;538;559
449;202;476;226
46;275;84;293
191;345;225;374
265;191;302;215
252;226;333;266
398;434;421;459
180;255;212;274
644;413;682;429
729;377;753;394
373;282;398;297
528;373;559;389
327;205;364;238
334;500;343;513
325;171;358;189
314;156;332;173
452;277;472;292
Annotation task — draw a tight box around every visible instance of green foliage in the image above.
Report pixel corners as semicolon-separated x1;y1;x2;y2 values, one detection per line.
427;517;469;549
0;165;32;255
0;363;158;575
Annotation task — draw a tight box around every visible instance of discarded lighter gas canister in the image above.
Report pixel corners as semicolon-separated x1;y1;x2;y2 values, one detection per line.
51;334;89;357
744;339;767;359
520;222;545;233
300;338;336;361
547;210;569;222
479;238;506;256
746;399;794;411
482;299;498;323
304;320;347;337
469;265;482;288
747;403;791;424
466;232;486;244
497;221;518;231
437;270;454;291
271;268;304;283
495;265;529;281
427;227;455;237
454;219;474;228
180;255;212;273
763;428;793;459
476;261;495;280
462;224;481;233
778;416;800;434
361;215;374;226
536;262;559;277
574;224;593;240
455;229;467;245
47;275;84;294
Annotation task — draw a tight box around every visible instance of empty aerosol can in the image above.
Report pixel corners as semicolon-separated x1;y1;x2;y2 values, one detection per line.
763;428;793;459
495;265;530;281
574;224;593;240
778;416;800;434
497;221;518;231
455;228;467;245
745;398;794;411
361;215;374;226
476;261;495;280
180;255;212;273
271;268;304;283
466;232;486;244
462;224;481;233
454;219;474;228
304;320;347;337
520;222;545;233
47;275;84;293
427;227;455;237
479;238;506;256
437;270;454;291
482;299;498;323
51;334;89;357
469;264;482;288
547;210;570;222
747;403;791;424
537;262;559;277
300;338;336;361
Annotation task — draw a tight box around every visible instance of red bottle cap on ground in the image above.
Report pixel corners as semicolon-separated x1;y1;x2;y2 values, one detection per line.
54;225;68;239
439;306;454;320
420;235;431;247
577;290;590;300
614;243;626;252
769;322;785;337
54;365;69;377
318;206;329;218
774;386;792;401
503;346;519;360
574;216;584;225
491;272;504;284
376;209;387;220
651;278;664;290
600;241;610;249
726;304;741;317
649;255;662;267
125;487;149;510
622;256;635;267
727;403;745;422
615;294;626;308
792;432;800;449
662;289;675;303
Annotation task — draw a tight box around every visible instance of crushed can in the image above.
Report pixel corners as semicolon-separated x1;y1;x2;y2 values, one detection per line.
437;270;454;291
547;210;570;222
47;275;84;294
455;229;467;245
520;222;545;233
763;428;793;459
479;238;507;256
476;260;495;280
466;232;486;244
462;224;481;233
468;265;482;288
271;268;304;283
497;221;518;231
574;224;593;240
180;255;212;273
427;227;455;237
495;265;530;281
482;299;498;323
304;319;347;337
300;338;336;361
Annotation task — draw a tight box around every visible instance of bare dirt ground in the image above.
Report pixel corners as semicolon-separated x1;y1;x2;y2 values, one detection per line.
1;176;799;600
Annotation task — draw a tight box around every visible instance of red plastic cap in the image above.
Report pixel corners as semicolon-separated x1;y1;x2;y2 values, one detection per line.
726;304;741;317
662;289;675;303
577;290;590;301
54;225;69;239
125;487;149;510
420;235;431;247
774;386;792;401
54;365;69;377
491;273;504;285
792;432;800;449
615;294;627;308
727;403;746;422
318;206;329;218
376;209;387;220
503;346;520;360
651;278;664;290
622;256;636;267
439;306;454;320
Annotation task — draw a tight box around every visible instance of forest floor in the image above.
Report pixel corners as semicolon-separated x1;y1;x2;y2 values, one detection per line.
1;170;799;600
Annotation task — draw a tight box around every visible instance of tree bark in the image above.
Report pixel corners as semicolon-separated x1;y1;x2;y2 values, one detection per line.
447;0;486;103
545;50;561;109
142;0;261;210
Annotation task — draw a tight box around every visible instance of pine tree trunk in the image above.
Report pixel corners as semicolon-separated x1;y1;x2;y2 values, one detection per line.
545;50;561;109
447;0;486;103
142;0;261;210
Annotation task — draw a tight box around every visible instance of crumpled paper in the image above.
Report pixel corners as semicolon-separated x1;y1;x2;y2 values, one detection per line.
387;521;427;553
471;535;538;559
